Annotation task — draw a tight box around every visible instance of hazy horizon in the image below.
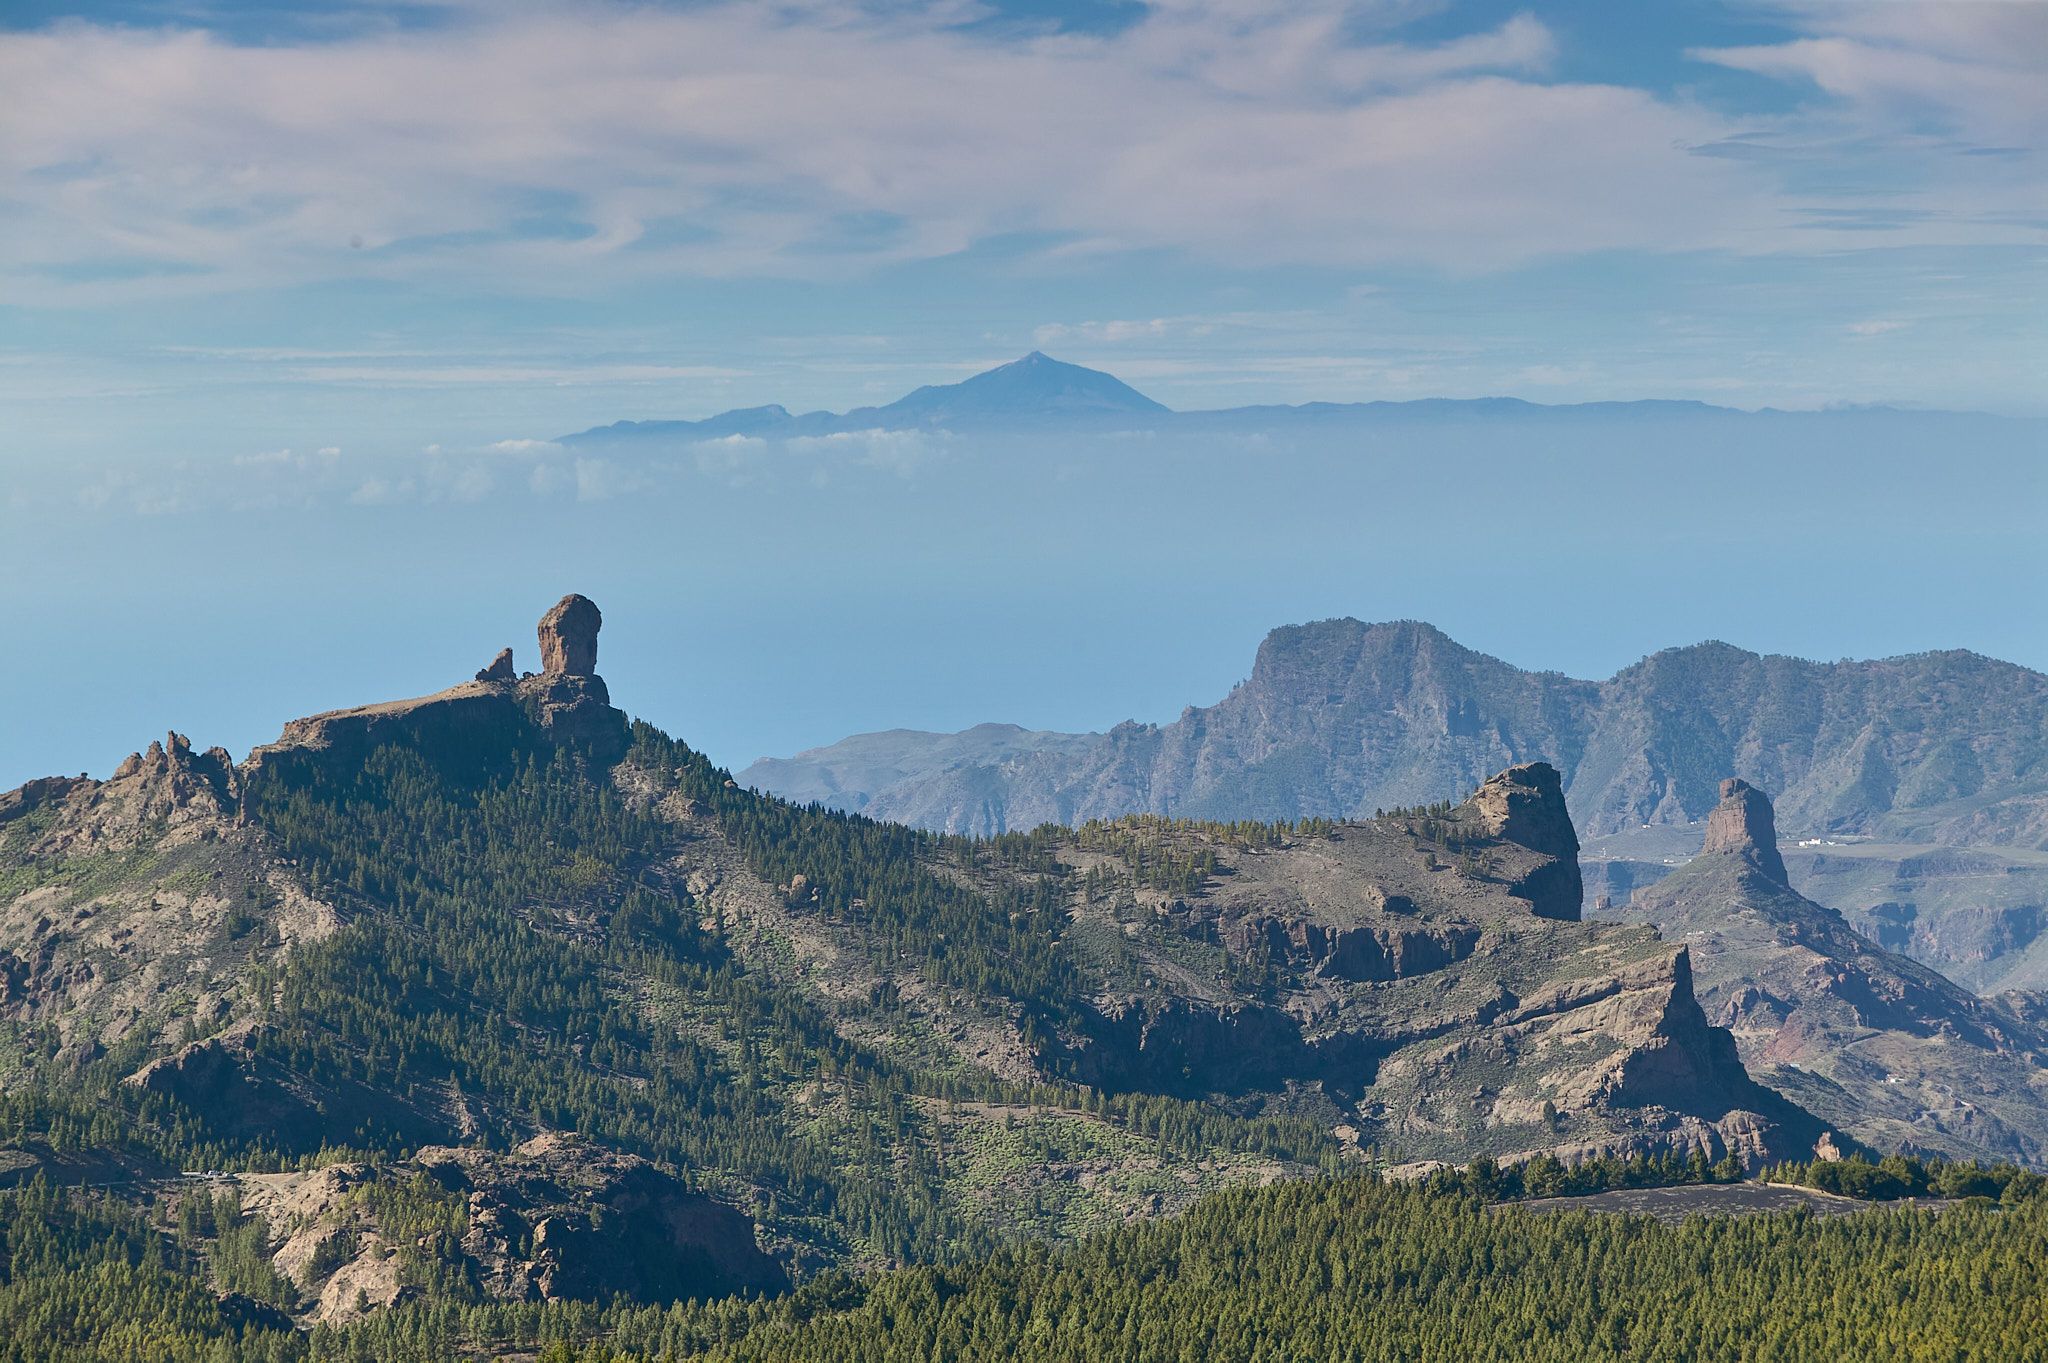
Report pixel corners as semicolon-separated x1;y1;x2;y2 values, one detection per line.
7;0;2047;787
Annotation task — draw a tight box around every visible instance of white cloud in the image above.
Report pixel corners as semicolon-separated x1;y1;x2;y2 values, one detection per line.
1846;319;1909;337
572;456;653;501
6;0;2024;304
1691;4;2047;236
348;477;408;505
785;428;946;476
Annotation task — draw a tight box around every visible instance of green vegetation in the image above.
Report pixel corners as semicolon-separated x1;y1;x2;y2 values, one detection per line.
7;1162;2048;1363
1765;1152;2046;1204
3;716;1327;1270
1066;814;1336;897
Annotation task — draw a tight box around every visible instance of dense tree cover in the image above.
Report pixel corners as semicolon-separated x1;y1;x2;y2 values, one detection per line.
0;716;1326;1271
1766;1153;2046;1204
7;1167;2048;1363
12;712;2048;1358
626;725;1080;1039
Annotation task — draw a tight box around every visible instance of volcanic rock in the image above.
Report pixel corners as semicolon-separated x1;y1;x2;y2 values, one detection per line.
539;594;602;677
1468;763;1583;920
1615;780;2048;1164
476;648;516;683
1704;778;1787;884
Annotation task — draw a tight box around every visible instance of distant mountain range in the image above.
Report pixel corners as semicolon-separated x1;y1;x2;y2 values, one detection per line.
744;619;2048;844
558;352;1993;444
742;619;2048;991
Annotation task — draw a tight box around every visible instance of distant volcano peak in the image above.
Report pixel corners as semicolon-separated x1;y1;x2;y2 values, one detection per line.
873;351;1169;424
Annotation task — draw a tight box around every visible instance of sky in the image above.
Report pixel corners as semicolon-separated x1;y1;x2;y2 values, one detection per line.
3;0;2047;788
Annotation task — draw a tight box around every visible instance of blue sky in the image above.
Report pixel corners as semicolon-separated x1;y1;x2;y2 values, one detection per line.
3;1;2047;788
5;0;2045;437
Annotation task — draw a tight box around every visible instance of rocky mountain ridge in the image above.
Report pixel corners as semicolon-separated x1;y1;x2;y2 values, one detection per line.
747;619;2048;847
1;597;1868;1320
558;353;1997;444
744;618;2048;991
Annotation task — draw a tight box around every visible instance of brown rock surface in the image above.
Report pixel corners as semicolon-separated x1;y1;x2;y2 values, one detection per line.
476;647;516;683
1704;777;1788;884
538;594;602;676
1617;782;2048;1164
1466;762;1583;919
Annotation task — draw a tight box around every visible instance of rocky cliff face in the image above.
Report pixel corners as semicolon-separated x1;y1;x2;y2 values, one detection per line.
1606;779;2048;1165
1702;778;1789;884
744;619;2048;991
1033;761;1821;1166
0;730;333;1056
232;1134;784;1324
538;593;602;676
0;601;1891;1329
744;622;2048;848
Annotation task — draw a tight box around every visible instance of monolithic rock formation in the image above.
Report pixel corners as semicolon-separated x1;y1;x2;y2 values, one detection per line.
1613;779;2048;1165
1037;765;1819;1165
1467;762;1583;920
1703;778;1788;884
539;594;602;676
249;598;625;776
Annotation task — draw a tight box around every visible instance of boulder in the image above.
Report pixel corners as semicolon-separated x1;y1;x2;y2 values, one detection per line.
476;648;516;683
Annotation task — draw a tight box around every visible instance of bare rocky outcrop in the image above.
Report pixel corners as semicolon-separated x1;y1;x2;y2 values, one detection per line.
1032;763;1821;1167
1617;779;2048;1165
538;594;602;677
1703;778;1788;884
0;731;332;1052
1466;762;1583;920
233;1134;785;1325
418;1134;785;1304
248;598;627;778
1226;916;1480;983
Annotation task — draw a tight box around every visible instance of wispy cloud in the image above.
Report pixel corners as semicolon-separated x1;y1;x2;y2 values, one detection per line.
7;0;2034;305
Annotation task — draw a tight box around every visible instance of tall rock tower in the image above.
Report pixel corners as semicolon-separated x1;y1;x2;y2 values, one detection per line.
538;594;602;677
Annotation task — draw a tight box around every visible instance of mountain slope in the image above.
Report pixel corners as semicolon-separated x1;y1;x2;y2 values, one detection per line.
747;619;2048;846
743;619;2048;989
1;597;1839;1321
560;352;1165;443
1605;779;2048;1164
850;351;1168;427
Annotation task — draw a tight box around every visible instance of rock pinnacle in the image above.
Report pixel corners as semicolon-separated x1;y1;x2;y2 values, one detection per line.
1703;778;1788;885
538;595;602;677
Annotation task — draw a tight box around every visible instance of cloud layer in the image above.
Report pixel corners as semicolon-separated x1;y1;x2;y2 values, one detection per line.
5;0;2041;303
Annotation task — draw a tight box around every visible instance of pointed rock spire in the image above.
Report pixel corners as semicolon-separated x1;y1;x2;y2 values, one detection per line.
1703;778;1788;885
476;647;516;683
